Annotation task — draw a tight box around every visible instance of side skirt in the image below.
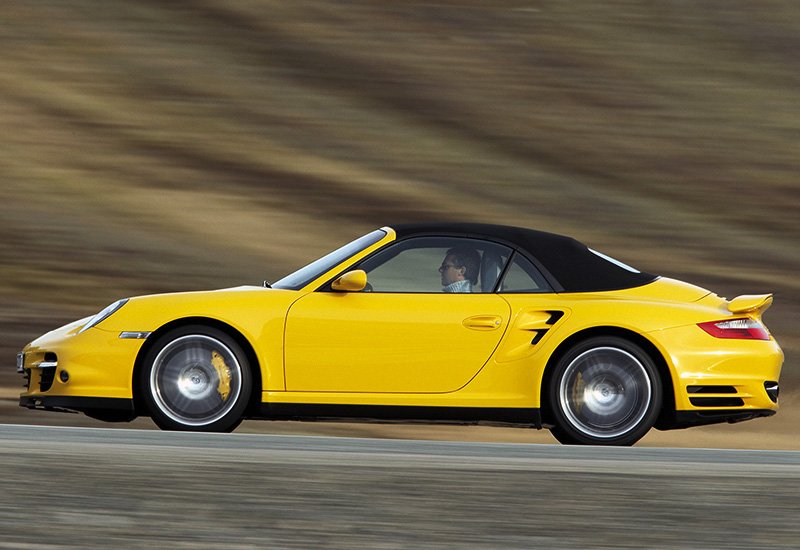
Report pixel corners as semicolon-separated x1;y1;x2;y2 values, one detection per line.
252;404;542;429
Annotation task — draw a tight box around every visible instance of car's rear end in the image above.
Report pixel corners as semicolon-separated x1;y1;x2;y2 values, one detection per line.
650;290;782;429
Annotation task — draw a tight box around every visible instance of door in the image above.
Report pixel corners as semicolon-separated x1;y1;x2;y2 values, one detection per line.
284;237;513;393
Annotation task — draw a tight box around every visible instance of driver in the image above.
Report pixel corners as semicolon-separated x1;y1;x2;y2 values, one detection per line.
439;247;480;293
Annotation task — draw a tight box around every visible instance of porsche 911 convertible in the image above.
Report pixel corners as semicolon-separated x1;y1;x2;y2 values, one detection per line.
17;223;782;445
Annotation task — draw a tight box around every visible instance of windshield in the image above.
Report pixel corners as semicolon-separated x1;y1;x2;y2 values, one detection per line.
272;229;387;290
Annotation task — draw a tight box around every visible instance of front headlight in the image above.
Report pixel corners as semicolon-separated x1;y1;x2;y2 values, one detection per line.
78;299;129;333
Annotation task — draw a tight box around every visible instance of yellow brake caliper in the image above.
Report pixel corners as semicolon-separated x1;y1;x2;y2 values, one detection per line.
211;351;232;402
573;371;585;414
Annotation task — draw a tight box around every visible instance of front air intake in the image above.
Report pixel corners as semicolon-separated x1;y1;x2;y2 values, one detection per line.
39;368;56;392
764;382;779;403
37;352;58;392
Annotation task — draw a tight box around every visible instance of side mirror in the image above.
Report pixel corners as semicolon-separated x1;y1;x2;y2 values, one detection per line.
331;270;368;292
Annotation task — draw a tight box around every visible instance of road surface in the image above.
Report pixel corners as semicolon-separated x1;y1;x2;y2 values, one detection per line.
1;425;797;548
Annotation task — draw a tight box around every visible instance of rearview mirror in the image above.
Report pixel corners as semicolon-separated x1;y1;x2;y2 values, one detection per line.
331;270;367;292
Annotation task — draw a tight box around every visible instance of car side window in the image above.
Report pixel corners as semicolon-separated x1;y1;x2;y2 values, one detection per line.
499;253;553;293
356;237;511;293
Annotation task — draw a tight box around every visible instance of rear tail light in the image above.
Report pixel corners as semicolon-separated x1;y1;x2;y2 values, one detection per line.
698;318;770;340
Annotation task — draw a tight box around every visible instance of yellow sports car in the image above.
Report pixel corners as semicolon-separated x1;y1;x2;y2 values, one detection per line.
17;223;783;445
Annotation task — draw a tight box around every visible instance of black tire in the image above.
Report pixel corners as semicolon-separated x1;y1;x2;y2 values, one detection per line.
547;337;662;446
140;325;252;432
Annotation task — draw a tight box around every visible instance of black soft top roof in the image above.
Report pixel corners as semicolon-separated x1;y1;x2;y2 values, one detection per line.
391;222;657;293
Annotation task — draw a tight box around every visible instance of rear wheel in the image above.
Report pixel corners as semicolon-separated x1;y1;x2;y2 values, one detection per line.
548;337;662;446
141;326;251;432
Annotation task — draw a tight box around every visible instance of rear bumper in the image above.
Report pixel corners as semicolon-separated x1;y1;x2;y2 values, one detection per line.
650;324;783;414
659;408;776;431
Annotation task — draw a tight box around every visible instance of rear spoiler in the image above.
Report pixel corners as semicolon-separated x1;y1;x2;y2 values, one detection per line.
728;294;773;316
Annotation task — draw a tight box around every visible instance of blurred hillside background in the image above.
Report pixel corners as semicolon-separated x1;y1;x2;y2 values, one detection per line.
1;1;797;443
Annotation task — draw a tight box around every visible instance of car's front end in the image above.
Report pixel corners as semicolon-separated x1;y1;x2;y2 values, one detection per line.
18;313;142;416
17;286;300;421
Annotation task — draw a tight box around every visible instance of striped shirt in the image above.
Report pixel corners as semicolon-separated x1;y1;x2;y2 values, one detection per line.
443;280;473;293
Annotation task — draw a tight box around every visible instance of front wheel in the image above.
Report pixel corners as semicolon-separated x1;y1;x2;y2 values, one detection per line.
547;337;662;446
141;326;252;432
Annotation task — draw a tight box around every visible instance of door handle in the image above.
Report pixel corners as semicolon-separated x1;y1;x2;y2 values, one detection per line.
463;315;503;331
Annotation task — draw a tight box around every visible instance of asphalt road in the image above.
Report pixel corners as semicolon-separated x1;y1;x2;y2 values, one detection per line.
1;425;798;549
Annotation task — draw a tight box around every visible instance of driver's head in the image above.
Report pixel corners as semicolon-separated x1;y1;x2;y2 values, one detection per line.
440;247;480;286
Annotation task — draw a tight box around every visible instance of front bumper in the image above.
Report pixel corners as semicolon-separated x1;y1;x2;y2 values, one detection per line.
20;395;134;414
18;319;145;407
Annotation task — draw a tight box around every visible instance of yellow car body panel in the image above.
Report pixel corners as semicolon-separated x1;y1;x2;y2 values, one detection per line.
97;288;298;392
284;292;510;393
